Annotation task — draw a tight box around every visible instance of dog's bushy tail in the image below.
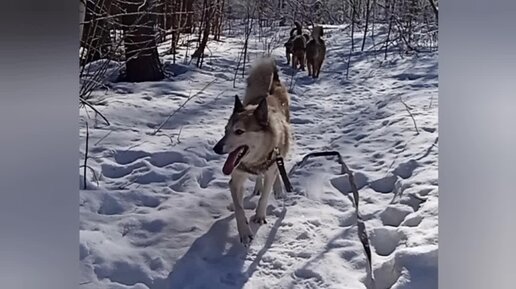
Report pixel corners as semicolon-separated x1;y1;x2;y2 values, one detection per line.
294;21;302;35
289;27;297;37
244;57;279;104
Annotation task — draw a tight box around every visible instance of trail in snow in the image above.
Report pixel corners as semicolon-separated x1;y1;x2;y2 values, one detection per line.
80;24;438;289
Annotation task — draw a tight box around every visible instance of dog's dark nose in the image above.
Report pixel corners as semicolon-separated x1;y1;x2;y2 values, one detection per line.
213;139;225;155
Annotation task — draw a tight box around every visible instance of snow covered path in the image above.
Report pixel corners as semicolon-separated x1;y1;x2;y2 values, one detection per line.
80;25;438;289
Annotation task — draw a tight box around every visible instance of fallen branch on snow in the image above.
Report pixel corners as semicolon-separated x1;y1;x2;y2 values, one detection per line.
400;96;420;135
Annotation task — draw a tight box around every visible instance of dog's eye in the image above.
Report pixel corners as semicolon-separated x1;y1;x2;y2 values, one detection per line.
234;129;244;135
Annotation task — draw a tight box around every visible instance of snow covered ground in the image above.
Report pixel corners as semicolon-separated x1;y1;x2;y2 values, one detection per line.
80;24;438;289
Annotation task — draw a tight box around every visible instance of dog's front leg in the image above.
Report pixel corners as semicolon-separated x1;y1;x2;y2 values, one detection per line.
251;166;278;224
230;171;253;246
252;175;263;196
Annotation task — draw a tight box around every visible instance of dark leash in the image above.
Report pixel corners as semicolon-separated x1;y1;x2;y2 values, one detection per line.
273;150;375;287
273;148;294;193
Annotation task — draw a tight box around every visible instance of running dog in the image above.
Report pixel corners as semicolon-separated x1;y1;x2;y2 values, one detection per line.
306;26;326;78
213;57;291;246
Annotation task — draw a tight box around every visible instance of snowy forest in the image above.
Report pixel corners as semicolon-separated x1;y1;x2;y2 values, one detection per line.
80;0;438;288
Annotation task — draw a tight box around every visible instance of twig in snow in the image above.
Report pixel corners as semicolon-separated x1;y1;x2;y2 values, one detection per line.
233;52;242;88
94;130;113;146
176;126;183;144
80;97;110;126
157;133;175;146
400;97;419;135
345;46;353;80
232;50;243;88
80;165;100;187
241;15;254;78
83;122;89;189
214;89;227;102
157;125;184;146
416;136;439;161
151;79;216;135
124;141;148;152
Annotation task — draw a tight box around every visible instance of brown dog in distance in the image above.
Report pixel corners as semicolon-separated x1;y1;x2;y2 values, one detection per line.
306;26;326;78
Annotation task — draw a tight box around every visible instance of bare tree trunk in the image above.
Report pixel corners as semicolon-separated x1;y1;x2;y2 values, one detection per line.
185;0;194;33
155;0;167;42
241;10;253;78
361;0;371;51
384;0;396;60
350;0;357;52
427;0;438;21
81;0;112;64
212;0;219;40
405;0;418;49
217;0;226;39
193;0;214;68
212;0;224;41
370;0;376;47
80;0;86;40
122;0;164;82
170;0;183;61
384;0;390;21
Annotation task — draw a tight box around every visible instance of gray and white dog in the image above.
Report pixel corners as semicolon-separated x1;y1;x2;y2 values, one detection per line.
213;57;291;246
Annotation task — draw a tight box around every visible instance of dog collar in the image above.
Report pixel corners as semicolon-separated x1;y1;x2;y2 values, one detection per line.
236;149;277;175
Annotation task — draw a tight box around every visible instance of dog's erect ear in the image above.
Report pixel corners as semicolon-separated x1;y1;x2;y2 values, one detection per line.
254;98;268;127
233;95;244;114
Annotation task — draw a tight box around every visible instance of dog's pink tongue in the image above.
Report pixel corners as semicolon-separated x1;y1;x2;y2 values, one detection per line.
222;149;240;175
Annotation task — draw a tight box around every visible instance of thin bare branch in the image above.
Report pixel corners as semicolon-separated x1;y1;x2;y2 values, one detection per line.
80;97;110;126
151;78;217;135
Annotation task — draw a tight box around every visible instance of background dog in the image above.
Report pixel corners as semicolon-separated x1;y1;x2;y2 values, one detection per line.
306;26;326;78
284;26;297;65
303;33;310;43
284;21;307;70
213;58;291;246
291;21;307;70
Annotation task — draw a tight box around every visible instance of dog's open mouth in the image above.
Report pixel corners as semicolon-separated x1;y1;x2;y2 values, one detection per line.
222;145;249;175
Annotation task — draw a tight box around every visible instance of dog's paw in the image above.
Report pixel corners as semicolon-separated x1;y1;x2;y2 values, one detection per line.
251;214;268;225
240;234;254;246
238;226;254;246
